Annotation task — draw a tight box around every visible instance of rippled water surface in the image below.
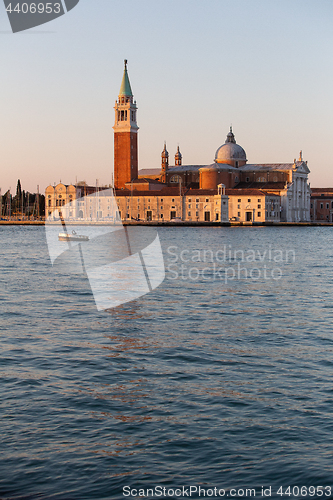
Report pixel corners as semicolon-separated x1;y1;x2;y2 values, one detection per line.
1;225;333;499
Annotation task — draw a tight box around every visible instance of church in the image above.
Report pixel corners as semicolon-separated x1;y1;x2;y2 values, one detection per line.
46;61;311;223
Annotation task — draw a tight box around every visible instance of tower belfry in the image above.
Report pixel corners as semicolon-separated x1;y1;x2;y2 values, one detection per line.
113;60;139;189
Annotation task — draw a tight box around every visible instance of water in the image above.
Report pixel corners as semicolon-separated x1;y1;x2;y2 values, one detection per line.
1;225;333;499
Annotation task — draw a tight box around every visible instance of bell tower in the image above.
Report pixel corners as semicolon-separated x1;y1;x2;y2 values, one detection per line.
175;146;182;166
113;60;139;189
161;142;169;183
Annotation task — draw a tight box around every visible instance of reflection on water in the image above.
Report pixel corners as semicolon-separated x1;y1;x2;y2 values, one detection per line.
1;226;333;499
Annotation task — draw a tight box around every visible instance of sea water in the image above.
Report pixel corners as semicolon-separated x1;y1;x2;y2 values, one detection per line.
1;225;333;499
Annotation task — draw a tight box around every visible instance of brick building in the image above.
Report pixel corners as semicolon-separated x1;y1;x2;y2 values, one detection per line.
310;188;333;222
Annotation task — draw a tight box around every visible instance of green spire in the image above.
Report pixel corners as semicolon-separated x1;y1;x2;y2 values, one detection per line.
119;59;133;96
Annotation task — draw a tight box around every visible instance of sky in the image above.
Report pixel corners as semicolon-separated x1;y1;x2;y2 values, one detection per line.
1;0;333;193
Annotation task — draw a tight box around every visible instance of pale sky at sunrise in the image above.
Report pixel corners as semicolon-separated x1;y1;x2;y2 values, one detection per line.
1;0;333;193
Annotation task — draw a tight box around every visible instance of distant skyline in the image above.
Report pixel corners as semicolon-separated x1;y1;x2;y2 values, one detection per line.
1;0;333;193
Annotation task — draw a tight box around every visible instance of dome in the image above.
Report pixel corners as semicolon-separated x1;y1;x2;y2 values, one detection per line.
215;127;247;165
161;142;169;157
175;146;182;160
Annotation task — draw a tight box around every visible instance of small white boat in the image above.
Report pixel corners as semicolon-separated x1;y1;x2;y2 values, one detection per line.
58;230;89;242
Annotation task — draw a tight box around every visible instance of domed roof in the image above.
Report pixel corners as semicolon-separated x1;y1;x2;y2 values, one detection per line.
161;142;169;157
215;127;247;163
175;145;182;159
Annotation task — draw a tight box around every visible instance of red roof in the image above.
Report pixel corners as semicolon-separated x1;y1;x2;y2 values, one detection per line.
226;188;278;196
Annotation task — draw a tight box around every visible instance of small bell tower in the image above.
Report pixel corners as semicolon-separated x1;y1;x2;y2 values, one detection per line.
175;146;182;166
161;142;169;183
113;60;139;189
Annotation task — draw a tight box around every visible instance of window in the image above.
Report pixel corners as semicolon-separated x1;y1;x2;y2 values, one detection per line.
160;206;163;210
237;204;241;209
188;199;191;202
248;199;251;202
206;199;209;202
238;199;241;202
196;199;199;202
48;200;51;206
235;176;239;182
238;212;241;217
327;203;329;209
48;195;51;198
311;203;313;209
258;212;261;217
258;199;261;202
172;199;175;202
196;204;199;209
188;212;191;216
196;211;199;217
148;199;150;202
161;199;163;202
188;204;191;208
258;204;261;209
320;203;323;209
246;177;249;182
160;214;163;219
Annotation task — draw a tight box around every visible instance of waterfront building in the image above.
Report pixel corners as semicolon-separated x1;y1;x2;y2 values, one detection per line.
310;188;333;222
45;183;76;218
45;182;280;224
45;60;311;224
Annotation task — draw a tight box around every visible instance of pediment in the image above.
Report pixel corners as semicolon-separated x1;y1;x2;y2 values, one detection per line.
295;162;310;174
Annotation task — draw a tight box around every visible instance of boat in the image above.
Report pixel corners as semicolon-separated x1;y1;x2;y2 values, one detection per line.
58;230;89;242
